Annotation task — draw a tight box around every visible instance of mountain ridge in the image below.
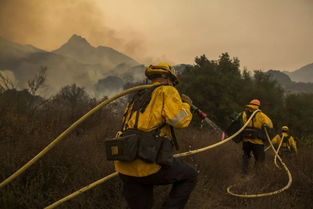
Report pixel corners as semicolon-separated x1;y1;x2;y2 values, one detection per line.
0;35;145;97
53;34;139;69
283;63;313;83
267;69;313;93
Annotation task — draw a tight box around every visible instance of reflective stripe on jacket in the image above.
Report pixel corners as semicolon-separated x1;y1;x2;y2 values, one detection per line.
114;83;192;177
271;132;298;153
242;104;273;145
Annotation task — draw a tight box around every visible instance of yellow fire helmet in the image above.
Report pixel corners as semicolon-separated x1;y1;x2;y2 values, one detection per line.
145;62;179;85
282;126;289;131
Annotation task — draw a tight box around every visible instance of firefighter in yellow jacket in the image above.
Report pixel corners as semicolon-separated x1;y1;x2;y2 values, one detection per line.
240;99;273;175
271;126;297;155
114;63;197;209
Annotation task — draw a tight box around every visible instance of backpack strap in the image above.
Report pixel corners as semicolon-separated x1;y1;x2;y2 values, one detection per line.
134;110;140;129
281;134;291;144
242;111;266;141
245;110;258;128
121;100;135;131
122;84;167;131
122;84;179;150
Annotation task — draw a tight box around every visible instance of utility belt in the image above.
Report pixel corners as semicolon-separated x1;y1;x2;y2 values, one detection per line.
105;128;174;166
106;85;177;166
241;127;266;141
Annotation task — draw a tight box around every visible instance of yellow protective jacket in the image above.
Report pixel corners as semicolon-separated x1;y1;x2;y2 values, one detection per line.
242;104;273;145
114;83;192;177
271;132;297;153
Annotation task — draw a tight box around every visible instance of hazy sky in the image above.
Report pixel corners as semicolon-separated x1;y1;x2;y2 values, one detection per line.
1;0;312;71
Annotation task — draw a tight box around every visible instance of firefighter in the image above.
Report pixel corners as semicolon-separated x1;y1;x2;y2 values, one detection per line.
271;126;298;155
114;63;197;209
240;99;273;175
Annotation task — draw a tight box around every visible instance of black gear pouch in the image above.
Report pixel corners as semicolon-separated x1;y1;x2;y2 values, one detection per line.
156;137;174;166
128;129;174;166
105;129;174;166
105;134;138;161
137;132;163;163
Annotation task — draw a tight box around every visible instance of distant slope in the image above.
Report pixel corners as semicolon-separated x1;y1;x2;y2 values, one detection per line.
0;35;145;96
267;70;313;94
284;63;313;83
0;36;102;92
267;70;292;85
53;34;139;69
0;36;43;72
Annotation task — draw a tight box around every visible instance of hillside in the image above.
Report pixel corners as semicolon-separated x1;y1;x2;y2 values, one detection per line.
53;34;139;70
0;38;100;93
0;37;44;80
267;70;313;94
0;37;43;64
0;35;145;96
284;63;313;83
1;53;312;208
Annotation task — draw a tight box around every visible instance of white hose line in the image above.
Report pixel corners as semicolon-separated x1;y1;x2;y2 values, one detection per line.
44;110;260;208
0;84;155;188
264;146;270;151
226;128;292;198
44;172;119;209
175;110;260;158
274;135;284;169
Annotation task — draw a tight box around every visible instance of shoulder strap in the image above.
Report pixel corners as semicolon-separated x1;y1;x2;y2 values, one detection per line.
281;134;291;143
122;84;179;150
121;97;136;131
122;84;168;131
244;110;257;128
132;83;166;113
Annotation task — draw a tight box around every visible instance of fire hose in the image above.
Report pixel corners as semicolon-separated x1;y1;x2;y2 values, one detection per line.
0;84;156;188
43;109;260;209
0;84;292;208
227;129;292;197
264;134;285;169
191;106;292;197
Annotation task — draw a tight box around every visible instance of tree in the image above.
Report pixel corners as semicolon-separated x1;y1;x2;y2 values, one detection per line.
53;84;90;108
28;66;47;95
178;53;244;128
0;71;15;93
284;93;313;138
178;53;285;130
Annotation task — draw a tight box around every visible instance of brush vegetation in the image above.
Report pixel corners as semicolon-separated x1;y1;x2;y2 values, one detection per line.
0;53;312;209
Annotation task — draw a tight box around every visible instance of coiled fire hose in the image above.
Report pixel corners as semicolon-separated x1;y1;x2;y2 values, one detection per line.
265;137;285;167
226;128;292;197
0;84;292;208
274;135;285;169
43;110;260;209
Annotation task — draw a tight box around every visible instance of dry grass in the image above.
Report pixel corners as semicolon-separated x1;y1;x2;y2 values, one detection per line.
0;101;312;209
